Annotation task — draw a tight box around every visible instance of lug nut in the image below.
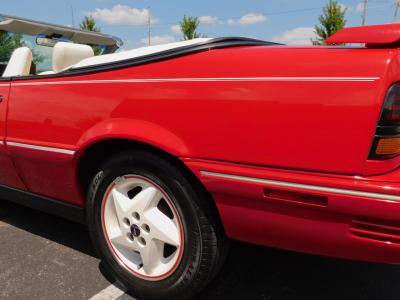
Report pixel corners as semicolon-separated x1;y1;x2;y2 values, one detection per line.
138;237;146;246
142;224;150;233
123;218;130;226
127;233;134;241
132;212;140;221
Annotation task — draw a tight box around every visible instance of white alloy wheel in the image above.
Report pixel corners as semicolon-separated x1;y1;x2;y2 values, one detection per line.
101;175;184;280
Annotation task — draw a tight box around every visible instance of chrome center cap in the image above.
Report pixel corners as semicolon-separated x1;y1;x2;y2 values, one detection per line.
130;224;141;237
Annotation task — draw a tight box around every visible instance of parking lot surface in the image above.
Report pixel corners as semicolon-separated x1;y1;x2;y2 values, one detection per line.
1;199;400;300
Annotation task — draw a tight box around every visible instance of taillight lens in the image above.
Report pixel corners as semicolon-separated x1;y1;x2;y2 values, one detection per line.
375;138;400;155
379;84;400;125
370;83;400;159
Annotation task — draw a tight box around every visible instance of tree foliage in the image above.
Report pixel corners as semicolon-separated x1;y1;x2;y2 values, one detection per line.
80;16;101;32
180;15;202;40
0;31;23;61
313;0;346;45
0;30;44;64
80;16;102;55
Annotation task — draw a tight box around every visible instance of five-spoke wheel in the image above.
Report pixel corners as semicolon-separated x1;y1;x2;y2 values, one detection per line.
102;176;183;280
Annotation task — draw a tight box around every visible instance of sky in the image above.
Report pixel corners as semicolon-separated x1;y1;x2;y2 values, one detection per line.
1;0;399;48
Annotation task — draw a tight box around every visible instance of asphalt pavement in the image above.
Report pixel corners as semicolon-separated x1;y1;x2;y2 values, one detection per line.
0;199;399;300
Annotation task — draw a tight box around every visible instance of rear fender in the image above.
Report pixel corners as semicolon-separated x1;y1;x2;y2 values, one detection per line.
75;118;189;163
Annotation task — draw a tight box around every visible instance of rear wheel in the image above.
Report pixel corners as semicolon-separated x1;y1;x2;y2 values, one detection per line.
86;150;228;299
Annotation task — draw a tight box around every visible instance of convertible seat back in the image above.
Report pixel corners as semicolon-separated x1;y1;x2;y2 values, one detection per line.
2;47;32;77
52;42;94;72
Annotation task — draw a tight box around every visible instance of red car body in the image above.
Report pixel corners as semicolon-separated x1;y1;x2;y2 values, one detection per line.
2;25;400;264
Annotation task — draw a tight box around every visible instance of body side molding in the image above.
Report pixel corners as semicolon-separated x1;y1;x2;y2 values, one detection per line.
6;141;76;155
200;170;400;201
0;184;85;223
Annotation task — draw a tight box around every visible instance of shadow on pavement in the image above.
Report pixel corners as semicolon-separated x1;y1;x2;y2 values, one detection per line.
1;200;399;300
0;200;95;257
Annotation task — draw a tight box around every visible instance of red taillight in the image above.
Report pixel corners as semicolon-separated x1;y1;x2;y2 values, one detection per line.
379;84;400;125
370;83;400;159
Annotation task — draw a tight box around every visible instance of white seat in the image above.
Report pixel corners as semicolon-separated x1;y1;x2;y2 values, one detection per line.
2;47;32;77
53;42;94;72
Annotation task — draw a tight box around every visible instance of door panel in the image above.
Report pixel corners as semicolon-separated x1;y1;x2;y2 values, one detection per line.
0;83;26;189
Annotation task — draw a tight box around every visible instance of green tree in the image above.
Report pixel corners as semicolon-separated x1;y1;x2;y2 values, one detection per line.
0;30;44;64
180;15;202;40
79;16;101;32
0;31;24;61
80;16;102;55
313;0;347;45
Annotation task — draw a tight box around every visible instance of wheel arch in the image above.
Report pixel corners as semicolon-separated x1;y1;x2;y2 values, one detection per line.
74;118;191;198
75;138;220;222
76;138;183;195
75;118;191;157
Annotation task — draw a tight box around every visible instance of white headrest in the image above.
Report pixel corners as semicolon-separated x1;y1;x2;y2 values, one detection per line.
2;47;32;77
53;42;94;72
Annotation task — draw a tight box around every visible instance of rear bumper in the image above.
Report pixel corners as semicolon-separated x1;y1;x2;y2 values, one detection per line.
183;158;400;264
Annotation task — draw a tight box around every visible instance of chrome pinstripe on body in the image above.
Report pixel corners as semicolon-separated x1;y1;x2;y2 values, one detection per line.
11;76;380;87
6;141;76;155
200;171;400;202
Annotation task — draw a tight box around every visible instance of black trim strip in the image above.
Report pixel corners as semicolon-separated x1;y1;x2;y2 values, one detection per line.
0;184;86;224
6;37;277;81
375;125;400;136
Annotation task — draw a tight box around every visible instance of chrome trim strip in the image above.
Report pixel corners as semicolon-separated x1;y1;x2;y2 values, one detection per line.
6;141;76;155
200;170;400;201
12;76;380;86
0;141;4;145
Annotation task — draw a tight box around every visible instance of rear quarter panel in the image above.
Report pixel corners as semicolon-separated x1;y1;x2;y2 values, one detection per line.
6;46;397;203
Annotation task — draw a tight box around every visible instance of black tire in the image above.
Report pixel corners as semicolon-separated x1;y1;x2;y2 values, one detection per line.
86;150;228;300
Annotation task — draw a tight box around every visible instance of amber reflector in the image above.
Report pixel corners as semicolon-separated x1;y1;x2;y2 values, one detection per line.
375;137;400;155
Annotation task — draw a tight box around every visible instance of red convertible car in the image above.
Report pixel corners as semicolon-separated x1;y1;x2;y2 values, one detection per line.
2;14;400;299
